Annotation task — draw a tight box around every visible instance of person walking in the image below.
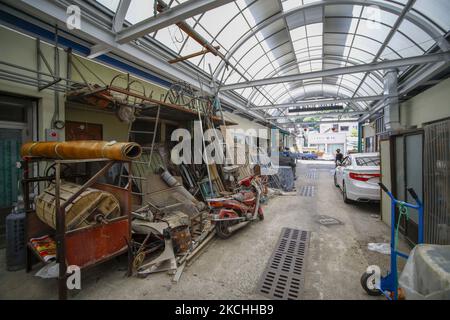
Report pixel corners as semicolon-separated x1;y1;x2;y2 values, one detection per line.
335;149;343;167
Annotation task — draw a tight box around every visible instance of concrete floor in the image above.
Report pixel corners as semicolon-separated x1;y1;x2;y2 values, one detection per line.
0;160;410;300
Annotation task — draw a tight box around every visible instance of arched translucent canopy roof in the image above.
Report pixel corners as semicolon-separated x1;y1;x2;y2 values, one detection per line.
96;0;450;116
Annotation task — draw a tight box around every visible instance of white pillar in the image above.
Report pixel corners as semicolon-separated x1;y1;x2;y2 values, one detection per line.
384;69;402;131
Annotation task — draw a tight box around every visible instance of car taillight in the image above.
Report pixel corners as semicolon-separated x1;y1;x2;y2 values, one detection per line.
349;172;380;182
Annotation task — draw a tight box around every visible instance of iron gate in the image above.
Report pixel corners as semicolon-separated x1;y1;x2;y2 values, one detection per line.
424;119;450;245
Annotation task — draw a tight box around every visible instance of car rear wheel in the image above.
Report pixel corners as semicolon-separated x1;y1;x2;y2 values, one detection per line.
343;182;352;204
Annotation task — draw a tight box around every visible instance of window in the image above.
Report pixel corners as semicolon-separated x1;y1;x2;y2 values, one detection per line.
355;157;380;167
340;126;349;132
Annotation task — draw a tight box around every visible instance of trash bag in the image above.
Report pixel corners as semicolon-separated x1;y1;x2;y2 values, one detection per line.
399;244;450;300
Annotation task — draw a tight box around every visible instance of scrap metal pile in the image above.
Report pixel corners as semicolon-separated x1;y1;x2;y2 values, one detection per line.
58;79;293;284
126;143;268;282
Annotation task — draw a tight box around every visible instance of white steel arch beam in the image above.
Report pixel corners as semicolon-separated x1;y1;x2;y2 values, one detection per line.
219;52;450;91
115;0;235;44
267;80;378;113
252;95;388;111
112;0;131;33
213;0;449;79
243;55;385;110
248;57;385;105
266;111;370;120
281;119;361;127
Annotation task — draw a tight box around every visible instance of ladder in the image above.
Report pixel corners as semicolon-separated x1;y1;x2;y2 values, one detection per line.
119;105;161;197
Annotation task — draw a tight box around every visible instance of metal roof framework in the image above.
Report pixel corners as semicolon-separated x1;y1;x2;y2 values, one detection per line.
3;0;450;126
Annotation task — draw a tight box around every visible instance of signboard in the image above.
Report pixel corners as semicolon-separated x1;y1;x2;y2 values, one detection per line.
308;133;347;145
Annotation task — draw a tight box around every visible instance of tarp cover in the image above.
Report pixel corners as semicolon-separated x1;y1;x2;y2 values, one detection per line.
399;244;450;300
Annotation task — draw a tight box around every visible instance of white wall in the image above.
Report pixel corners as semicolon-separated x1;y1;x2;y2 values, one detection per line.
400;77;450;128
0;26;66;140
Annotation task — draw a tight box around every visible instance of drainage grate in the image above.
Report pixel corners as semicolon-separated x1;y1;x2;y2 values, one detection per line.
258;269;305;300
304;170;318;180
257;228;310;300
299;185;315;197
278;236;307;256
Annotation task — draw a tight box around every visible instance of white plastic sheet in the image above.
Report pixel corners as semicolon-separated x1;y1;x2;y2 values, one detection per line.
368;243;391;255
399;245;450;300
35;262;59;279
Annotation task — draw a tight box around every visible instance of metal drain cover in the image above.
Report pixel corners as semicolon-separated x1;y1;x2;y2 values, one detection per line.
299;185;315;197
257;228;310;300
317;215;342;226
305;171;318;180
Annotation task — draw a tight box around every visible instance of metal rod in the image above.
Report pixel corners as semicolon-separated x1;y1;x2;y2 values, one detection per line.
39;77;62;91
55;161;67;300
0;60;84;85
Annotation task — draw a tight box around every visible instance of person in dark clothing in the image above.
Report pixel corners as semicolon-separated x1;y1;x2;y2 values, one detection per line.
335;149;344;166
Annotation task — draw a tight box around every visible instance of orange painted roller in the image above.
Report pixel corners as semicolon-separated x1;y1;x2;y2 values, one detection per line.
21;140;142;161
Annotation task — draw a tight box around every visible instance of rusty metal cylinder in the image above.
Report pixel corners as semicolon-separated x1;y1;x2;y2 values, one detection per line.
21;140;142;161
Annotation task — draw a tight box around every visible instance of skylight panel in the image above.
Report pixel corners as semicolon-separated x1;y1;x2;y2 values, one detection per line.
306;23;323;37
96;0;120;12
290;26;306;41
282;0;299;12
293;39;308;54
308;36;323;48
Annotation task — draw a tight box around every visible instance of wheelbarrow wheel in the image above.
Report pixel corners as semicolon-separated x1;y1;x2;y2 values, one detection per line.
360;271;383;296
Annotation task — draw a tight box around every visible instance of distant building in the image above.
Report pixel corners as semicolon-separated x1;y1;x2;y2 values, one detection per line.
319;122;359;154
307;132;348;155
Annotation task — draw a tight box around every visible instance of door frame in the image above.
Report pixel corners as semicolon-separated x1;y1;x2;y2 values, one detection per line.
0;96;38;204
390;128;424;246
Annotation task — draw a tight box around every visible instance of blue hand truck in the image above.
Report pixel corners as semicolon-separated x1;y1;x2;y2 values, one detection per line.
360;182;424;300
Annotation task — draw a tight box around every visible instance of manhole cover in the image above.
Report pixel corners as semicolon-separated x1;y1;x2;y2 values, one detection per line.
317;215;342;226
299;185;315;197
257;228;310;300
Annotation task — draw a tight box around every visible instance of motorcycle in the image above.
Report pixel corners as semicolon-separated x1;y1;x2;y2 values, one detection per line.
207;176;264;239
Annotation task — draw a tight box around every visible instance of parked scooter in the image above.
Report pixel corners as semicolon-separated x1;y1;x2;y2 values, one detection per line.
207;176;264;239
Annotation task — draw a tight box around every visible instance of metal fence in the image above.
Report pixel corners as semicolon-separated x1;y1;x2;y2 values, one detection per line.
424;119;450;245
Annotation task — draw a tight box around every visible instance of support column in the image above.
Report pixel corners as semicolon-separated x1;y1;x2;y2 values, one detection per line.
358;123;363;153
383;69;401;131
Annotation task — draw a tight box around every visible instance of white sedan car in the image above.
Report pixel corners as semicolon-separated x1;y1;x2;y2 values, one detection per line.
334;153;381;203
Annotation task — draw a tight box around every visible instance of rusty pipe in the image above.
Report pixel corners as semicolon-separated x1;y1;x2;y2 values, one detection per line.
21;140;142;161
